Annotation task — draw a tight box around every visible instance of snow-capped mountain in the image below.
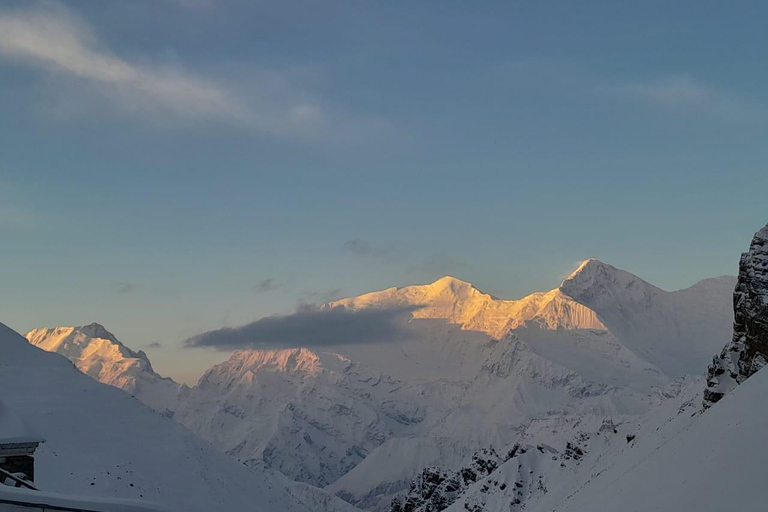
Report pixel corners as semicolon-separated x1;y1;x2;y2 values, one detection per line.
389;228;768;512
330;273;607;339
171;348;424;487
0;322;358;512
25;323;183;413
560;259;736;375
164;259;735;510
704;224;768;407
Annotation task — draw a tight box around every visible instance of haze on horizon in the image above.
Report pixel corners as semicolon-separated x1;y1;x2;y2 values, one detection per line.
1;0;766;383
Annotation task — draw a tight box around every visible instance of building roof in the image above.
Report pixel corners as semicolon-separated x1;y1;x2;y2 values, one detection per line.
0;400;44;446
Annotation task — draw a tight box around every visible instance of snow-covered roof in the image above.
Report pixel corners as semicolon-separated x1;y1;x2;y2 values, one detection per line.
0;486;174;512
0;400;44;445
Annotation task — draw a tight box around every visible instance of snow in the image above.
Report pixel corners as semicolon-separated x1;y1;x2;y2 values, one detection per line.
705;224;768;407
0;486;173;512
0;399;44;445
25;324;183;413
553;367;768;511
0;322;358;512
560;259;736;375
428;367;768;512
20;259;737;511
160;260;735;508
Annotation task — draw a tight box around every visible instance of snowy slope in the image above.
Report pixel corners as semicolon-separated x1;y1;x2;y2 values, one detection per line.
25;323;183;412
170;260;734;509
0;322;359;512
436;377;704;512
549;367;768;512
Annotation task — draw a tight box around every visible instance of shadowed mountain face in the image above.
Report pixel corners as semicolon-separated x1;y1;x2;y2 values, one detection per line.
704;225;768;408
559;259;737;375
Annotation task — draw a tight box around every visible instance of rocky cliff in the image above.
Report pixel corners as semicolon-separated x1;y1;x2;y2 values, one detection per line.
704;224;768;408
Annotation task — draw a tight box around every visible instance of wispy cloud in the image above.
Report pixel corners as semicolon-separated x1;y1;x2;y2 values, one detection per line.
491;60;757;121
139;341;162;349
603;75;756;119
406;253;467;277
255;278;280;293
0;3;247;121
343;238;399;263
299;287;344;304
184;304;423;350
0;2;379;139
112;281;140;294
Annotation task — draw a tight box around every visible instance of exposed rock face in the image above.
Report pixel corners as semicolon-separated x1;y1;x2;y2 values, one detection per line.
390;448;504;512
704;225;768;408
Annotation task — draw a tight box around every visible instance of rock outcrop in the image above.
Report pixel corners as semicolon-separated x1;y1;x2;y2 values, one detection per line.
390;448;504;512
704;224;768;408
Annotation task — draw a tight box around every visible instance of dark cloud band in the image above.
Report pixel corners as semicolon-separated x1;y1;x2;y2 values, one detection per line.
184;304;423;351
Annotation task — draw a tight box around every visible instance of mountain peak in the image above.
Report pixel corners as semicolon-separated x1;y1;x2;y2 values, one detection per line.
78;322;118;342
559;258;664;311
430;275;473;289
563;258;612;282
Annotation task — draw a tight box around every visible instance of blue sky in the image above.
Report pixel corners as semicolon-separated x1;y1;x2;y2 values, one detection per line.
1;0;766;383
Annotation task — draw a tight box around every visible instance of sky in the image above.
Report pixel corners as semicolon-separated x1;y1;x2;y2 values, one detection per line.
0;0;766;384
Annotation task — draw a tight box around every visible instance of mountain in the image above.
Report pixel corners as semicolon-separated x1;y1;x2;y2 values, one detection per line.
0;322;358;512
388;230;766;512
171;348;422;488
704;224;768;407
416;366;768;512
330;274;606;337
548;364;768;512
25;323;183;413
164;260;735;510
559;259;736;375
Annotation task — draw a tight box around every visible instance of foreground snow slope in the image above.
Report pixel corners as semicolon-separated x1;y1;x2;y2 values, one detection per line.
25;323;182;412
553;366;768;512
0;322;358;512
433;377;703;512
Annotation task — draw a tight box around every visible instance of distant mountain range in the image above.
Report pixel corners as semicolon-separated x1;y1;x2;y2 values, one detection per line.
24;258;739;511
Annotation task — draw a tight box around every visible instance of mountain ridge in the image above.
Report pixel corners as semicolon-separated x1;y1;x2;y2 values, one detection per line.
24;259;737;511
25;323;183;412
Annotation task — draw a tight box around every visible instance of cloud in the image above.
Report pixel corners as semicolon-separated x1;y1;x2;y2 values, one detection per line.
605;75;755;119
255;278;280;293
343;238;398;262
140;341;162;349
184;304;423;350
491;61;758;121
0;2;396;143
299;287;344;304
407;253;467;277
112;281;139;294
0;3;248;122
